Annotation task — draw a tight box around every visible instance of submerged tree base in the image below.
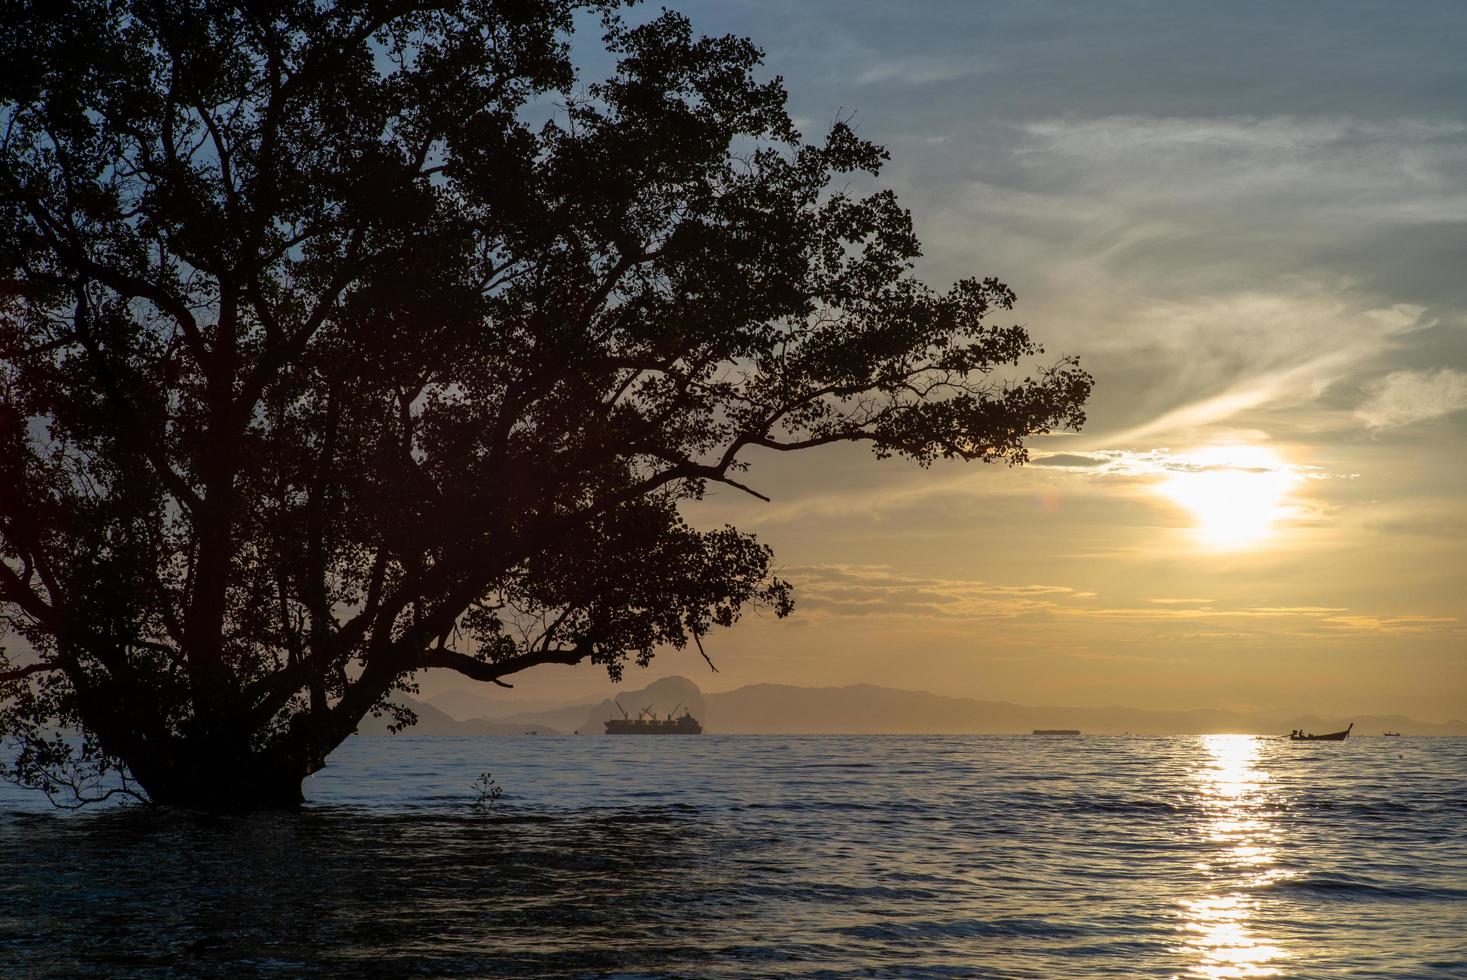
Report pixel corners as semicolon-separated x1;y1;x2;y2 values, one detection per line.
143;777;306;812
128;753;311;812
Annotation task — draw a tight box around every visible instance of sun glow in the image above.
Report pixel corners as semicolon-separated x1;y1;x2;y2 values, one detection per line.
1158;446;1298;549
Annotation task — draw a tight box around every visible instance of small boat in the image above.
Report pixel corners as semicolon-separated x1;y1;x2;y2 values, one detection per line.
1288;723;1352;741
1383;731;1402;737
1033;729;1081;736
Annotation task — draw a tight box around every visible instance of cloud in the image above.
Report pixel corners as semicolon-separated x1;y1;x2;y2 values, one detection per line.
1086;295;1432;446
783;564;1449;635
1356;368;1467;429
784;564;1087;620
1030;447;1323;480
1320;614;1460;635
853;54;983;87
898;111;1457;447
1015;115;1467;225
1028;453;1107;468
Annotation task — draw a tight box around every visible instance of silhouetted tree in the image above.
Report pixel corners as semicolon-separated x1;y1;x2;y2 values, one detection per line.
0;0;1091;809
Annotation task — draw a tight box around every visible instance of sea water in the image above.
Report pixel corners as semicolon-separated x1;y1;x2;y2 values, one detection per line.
2;734;1464;978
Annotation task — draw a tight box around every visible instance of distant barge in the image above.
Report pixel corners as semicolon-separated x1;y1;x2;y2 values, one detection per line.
1033;729;1081;736
604;703;703;735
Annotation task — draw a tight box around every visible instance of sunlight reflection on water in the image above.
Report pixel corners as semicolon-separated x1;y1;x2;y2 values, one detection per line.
1180;735;1291;978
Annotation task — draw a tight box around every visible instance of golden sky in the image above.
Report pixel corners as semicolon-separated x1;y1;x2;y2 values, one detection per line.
436;1;1467;721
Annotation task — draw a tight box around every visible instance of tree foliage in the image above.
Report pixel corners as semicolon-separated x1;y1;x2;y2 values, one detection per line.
0;0;1091;808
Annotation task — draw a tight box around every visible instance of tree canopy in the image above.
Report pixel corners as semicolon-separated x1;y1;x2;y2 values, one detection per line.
0;0;1091;809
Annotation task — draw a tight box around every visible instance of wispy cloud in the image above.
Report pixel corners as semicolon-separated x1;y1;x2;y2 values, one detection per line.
1083;296;1431;446
784;564;1088;620
906;111;1457;447
1320;615;1460;635
1357;368;1467;429
1017;115;1467;223
784;564;1453;635
1029;448;1325;480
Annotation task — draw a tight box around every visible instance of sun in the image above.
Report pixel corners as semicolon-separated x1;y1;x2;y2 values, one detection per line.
1158;445;1297;549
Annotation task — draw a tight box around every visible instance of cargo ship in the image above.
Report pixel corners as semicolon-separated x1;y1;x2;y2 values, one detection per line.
604;702;703;735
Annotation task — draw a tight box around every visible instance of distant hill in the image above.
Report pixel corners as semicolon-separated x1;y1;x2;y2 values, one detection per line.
698;683;1467;736
491;675;707;734
425;688;573;722
356;696;561;736
360;676;702;736
365;676;1467;737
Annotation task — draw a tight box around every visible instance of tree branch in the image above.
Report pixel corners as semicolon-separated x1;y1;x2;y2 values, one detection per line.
20;193;211;370
0;560;59;627
693;632;719;674
418;644;592;685
0;660;61;682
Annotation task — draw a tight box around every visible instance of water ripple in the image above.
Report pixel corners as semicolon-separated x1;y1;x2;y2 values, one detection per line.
2;734;1465;978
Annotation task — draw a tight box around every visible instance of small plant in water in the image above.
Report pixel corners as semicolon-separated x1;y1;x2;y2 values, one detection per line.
471;772;503;814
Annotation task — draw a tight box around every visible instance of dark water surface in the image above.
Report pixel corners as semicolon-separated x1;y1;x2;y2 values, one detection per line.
3;735;1465;978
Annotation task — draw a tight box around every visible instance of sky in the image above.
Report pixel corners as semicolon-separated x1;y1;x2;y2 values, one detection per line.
431;0;1467;721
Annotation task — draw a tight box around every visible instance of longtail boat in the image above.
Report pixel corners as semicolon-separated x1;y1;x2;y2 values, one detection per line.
1288;723;1352;741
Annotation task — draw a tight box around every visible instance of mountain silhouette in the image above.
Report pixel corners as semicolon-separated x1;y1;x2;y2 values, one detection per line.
363;677;1466;736
355;698;562;736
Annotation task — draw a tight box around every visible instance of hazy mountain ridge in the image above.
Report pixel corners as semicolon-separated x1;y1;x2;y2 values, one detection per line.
701;683;1465;736
366;676;1467;736
425;689;575;721
355;697;561;736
